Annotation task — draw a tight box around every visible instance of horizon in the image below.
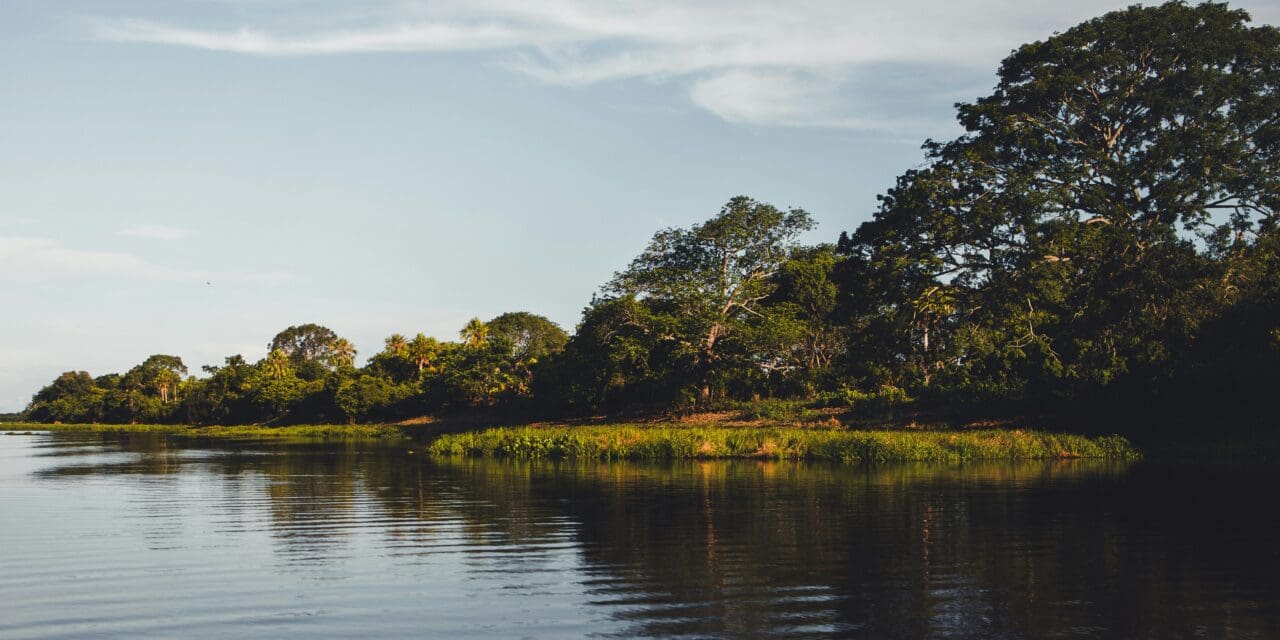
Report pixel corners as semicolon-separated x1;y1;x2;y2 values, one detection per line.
4;0;1279;412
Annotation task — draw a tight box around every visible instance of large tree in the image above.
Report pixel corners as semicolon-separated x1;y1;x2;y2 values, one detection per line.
125;354;188;404
838;1;1280;401
609;196;814;399
268;324;341;367
487;312;569;363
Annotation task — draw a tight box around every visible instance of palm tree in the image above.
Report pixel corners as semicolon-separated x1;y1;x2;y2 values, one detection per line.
153;369;181;404
384;333;408;356
331;338;357;369
460;318;489;349
407;333;439;377
266;348;292;380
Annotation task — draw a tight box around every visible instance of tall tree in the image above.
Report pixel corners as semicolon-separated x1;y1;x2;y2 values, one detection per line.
330;338;357;369
127;355;188;404
459;318;490;349
269;324;340;366
487;312;569;363
407;333;441;378
837;1;1280;400
609;196;814;399
384;334;408;356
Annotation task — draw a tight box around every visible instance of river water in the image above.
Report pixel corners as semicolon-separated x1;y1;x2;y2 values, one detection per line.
0;431;1276;639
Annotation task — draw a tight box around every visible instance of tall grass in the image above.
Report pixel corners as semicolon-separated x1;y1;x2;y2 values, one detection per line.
427;425;1138;462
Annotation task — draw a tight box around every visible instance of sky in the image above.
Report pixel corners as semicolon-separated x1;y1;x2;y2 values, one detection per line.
3;0;1278;411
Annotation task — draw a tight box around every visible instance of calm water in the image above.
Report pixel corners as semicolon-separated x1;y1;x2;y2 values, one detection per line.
0;432;1277;639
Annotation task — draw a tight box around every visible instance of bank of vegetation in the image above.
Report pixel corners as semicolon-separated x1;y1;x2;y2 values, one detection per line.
15;3;1280;442
427;427;1138;462
4;422;1138;463
4;422;405;440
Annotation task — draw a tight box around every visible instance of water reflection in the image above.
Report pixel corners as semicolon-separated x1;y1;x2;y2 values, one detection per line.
1;431;1277;639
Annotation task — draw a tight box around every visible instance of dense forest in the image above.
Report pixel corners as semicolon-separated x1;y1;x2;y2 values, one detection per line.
23;3;1280;431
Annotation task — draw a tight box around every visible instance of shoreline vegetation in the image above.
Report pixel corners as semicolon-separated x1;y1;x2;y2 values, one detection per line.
425;426;1138;462
3;422;406;440
2;421;1139;463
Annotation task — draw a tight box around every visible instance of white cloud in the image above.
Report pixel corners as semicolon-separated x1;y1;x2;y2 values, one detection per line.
91;17;565;55
0;235;293;285
689;69;889;130
83;1;1280;130
115;224;192;241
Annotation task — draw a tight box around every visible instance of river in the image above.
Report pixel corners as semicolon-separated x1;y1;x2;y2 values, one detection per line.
0;431;1276;638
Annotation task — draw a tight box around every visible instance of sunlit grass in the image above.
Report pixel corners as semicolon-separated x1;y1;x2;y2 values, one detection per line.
427;425;1139;462
6;422;1140;462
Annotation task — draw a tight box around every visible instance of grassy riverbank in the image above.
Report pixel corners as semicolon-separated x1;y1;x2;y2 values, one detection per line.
427;426;1138;462
5;422;1138;462
2;422;406;440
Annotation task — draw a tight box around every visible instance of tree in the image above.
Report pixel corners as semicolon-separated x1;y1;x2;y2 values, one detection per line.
407;333;441;378
542;296;669;409
384;334;408;356
126;355;188;404
609;196;815;399
439;341;520;406
264;348;293;380
25;371;104;422
836;1;1280;404
335;375;414;422
954;2;1278;246
330;338;357;369
768;245;843;370
269;324;340;366
487;312;569;363
459;318;490;349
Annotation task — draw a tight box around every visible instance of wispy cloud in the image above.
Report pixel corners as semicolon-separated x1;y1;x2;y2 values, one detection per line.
115;224;192;241
90;17;564;55
0;235;293;285
83;1;1280;130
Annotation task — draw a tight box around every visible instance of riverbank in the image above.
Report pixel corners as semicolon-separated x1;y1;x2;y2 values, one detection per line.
2;422;406;440
4;422;1138;462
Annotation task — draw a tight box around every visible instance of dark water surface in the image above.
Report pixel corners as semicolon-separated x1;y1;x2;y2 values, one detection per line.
0;432;1277;639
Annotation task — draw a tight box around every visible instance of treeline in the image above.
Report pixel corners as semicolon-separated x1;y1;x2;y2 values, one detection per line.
24;2;1280;429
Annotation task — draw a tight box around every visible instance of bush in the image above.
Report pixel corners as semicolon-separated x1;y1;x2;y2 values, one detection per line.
834;386;911;414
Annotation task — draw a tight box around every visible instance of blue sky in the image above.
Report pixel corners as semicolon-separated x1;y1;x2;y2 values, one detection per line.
3;1;1277;411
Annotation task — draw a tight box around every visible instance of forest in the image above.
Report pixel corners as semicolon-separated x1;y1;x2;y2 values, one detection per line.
22;3;1280;433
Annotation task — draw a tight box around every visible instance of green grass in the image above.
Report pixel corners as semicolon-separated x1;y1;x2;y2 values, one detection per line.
426;425;1139;463
2;422;407;440
7;422;1141;462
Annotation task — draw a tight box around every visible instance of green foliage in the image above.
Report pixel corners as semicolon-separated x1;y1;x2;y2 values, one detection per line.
334;375;415;422
428;425;1138;462
556;196;818;407
12;422;406;440
739;398;814;423
269;323;350;369
459;318;489;349
833;2;1280;423
832;386;912;414
487;312;569;362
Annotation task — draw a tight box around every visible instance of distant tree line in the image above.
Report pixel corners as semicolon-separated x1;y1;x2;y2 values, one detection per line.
23;3;1280;428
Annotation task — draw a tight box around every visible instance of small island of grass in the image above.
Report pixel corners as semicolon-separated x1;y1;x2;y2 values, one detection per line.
426;425;1138;462
6;421;1138;464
